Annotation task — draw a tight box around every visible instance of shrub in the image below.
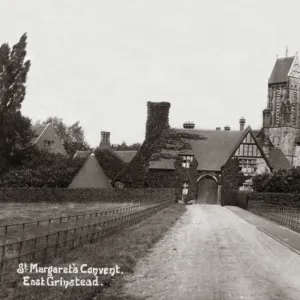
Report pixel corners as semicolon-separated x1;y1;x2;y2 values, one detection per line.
0;150;85;188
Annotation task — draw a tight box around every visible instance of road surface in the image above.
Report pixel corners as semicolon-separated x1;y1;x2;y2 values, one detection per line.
120;205;300;300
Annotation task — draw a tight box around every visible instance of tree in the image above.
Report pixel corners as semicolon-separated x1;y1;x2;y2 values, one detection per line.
0;33;34;170
39;117;90;157
111;142;141;151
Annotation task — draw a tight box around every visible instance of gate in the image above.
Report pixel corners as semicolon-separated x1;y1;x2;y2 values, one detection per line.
197;176;218;204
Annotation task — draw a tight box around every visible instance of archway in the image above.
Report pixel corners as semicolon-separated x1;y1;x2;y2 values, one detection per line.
197;175;218;204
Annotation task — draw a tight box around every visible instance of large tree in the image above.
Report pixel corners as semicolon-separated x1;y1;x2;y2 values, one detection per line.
0;34;34;170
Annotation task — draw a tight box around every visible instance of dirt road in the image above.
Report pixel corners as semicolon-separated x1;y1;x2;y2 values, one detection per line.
121;205;300;300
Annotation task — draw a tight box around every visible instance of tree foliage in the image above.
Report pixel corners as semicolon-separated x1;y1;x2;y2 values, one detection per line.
93;147;127;181
252;167;300;193
0;150;85;187
111;142;141;151
0;33;35;170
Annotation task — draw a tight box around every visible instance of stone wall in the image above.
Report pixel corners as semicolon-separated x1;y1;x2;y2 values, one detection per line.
0;188;178;203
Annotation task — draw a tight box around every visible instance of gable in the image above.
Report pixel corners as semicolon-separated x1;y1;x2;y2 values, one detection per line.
35;124;67;156
288;55;300;79
69;154;113;188
233;132;262;157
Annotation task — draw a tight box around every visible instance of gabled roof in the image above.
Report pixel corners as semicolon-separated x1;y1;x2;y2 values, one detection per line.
268;56;295;84
114;150;137;163
224;126;273;171
31;124;50;144
177;129;244;171
268;147;292;171
69;153;113;188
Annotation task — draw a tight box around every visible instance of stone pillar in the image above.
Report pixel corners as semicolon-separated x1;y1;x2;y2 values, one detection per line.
217;185;221;205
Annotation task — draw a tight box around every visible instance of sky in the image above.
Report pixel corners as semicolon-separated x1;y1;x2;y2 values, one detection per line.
1;0;300;147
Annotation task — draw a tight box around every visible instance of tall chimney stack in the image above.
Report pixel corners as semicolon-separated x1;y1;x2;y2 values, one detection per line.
145;102;170;144
239;117;246;131
100;131;111;149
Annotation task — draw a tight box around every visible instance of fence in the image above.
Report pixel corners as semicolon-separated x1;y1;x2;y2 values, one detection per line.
248;200;300;233
0;200;173;283
0;202;145;244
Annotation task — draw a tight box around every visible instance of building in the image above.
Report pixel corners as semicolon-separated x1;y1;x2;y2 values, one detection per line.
98;131;137;163
31;123;67;156
259;54;300;166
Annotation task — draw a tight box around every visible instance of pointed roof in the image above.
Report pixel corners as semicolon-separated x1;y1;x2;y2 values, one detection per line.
69;153;113;188
31;124;50;144
268;56;295;84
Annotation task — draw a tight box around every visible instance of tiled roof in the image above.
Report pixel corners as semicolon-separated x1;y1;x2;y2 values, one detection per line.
149;129;243;171
149;159;176;170
268;56;295;84
31;124;48;143
114;150;137;163
178;129;243;171
73;150;91;159
268;147;292;171
69;154;113;188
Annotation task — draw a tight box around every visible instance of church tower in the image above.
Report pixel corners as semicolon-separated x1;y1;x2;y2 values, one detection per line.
265;53;300;165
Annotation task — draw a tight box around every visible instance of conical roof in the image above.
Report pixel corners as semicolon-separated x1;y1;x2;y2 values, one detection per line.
69;153;113;188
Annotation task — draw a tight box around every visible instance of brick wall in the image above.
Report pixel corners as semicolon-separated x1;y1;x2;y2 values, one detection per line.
0;188;178;203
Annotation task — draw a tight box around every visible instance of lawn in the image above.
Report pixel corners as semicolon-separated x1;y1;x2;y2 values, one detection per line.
1;203;186;300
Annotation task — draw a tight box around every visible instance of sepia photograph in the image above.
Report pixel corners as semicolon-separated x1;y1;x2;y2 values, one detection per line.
1;0;300;299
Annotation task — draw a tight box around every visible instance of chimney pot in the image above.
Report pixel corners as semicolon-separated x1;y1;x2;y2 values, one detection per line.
239;117;246;131
183;121;195;129
100;131;111;149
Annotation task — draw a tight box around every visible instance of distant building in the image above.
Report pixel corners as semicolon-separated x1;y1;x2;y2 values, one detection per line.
31;123;67;156
73;150;91;159
259;54;300;166
98;131;137;163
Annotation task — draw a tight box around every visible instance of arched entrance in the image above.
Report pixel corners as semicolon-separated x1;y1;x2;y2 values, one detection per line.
197;175;218;204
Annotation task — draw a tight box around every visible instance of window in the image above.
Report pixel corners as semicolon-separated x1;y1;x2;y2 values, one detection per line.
181;155;193;168
44;140;54;148
239;159;257;175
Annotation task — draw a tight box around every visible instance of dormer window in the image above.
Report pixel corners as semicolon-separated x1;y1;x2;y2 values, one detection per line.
180;154;194;168
44;140;54;148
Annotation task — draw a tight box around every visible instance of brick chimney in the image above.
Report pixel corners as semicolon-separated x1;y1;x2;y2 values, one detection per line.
262;108;271;157
100;131;111;149
183;121;195;129
239;117;246;131
224;125;230;131
216;127;221;130
145;102;170;144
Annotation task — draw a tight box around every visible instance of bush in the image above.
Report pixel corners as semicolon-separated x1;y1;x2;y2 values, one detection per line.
252;167;300;193
0;150;85;188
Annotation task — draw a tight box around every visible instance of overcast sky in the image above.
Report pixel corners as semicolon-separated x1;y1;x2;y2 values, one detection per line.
1;0;299;147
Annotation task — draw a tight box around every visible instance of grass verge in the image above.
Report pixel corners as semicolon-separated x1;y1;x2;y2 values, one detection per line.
1;203;186;300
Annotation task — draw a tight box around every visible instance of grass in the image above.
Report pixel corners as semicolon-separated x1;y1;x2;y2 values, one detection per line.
1;203;186;300
0;202;135;225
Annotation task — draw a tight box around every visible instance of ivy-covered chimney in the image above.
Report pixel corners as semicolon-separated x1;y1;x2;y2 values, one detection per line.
145;102;170;144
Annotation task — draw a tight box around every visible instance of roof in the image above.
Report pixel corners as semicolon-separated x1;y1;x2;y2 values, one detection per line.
73;150;91;159
114;150;137;163
178;129;244;171
268;147;292;171
69;154;113;188
148;128;244;171
268;56;295;84
31;124;49;143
